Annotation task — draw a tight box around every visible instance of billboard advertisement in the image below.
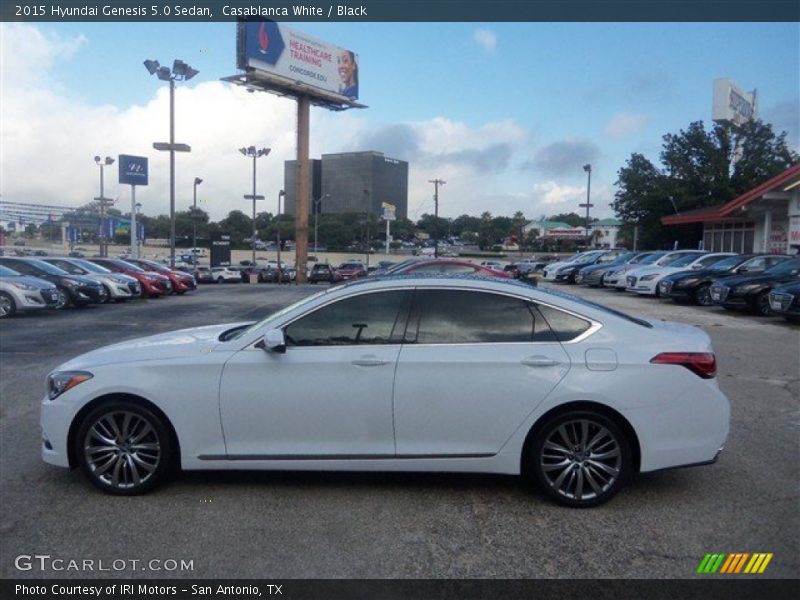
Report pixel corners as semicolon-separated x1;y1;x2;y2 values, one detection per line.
118;154;149;186
238;21;359;101
381;202;396;221
712;78;757;125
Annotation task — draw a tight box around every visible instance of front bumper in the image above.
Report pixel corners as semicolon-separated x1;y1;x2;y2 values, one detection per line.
626;276;659;295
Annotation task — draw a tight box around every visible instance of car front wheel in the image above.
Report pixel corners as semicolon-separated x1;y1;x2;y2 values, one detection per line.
74;401;173;495
695;283;713;306
753;291;772;316
0;292;16;318
529;410;631;507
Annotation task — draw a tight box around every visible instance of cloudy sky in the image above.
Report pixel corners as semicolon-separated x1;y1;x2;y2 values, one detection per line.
1;21;798;222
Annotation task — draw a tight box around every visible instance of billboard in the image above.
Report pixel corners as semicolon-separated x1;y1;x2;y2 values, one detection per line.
118;155;149;186
237;21;359;101
381;202;396;221
712;78;757;125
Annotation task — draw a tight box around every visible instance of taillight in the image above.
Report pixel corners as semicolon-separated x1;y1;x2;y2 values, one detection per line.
650;352;717;379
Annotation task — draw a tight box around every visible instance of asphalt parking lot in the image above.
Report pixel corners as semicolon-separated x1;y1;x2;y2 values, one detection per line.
0;282;798;579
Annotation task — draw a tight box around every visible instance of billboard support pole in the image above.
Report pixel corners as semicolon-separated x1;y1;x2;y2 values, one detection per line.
130;185;138;259
385;219;390;255
295;96;311;283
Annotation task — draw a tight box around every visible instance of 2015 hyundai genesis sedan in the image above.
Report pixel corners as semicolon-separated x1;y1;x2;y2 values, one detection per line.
40;275;730;507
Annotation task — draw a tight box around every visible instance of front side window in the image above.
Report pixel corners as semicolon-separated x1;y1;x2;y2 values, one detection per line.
285;290;410;347
411;290;551;344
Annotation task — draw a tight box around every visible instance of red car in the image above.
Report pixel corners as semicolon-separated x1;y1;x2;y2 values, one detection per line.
390;259;513;278
336;261;368;280
89;258;172;297
126;258;197;294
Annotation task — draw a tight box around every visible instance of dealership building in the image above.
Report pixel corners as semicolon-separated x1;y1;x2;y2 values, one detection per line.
284;151;409;219
661;163;800;255
523;217;622;248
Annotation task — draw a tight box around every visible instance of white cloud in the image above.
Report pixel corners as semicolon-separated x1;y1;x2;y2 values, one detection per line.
605;112;648;138
473;29;497;53
532;181;587;206
1;24;543;223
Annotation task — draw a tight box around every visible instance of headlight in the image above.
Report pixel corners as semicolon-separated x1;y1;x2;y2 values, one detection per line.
641;273;661;281
46;371;93;400
62;279;80;287
10;281;38;291
676;277;701;287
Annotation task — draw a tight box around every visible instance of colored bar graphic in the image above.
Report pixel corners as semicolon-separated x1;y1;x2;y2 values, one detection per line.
699;552;773;574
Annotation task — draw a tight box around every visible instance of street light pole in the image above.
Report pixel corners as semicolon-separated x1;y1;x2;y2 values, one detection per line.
428;179;446;257
239;146;270;266
363;189;371;268
314;193;329;256
192;177;202;261
94;156;115;258
580;164;594;247
145;58;198;269
277;190;285;283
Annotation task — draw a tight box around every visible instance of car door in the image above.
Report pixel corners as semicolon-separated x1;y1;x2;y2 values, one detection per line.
218;289;412;458
393;288;574;456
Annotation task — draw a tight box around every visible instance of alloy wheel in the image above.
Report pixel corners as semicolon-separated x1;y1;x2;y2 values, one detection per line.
0;293;14;318
532;411;630;507
695;284;713;306
53;290;68;310
82;410;162;491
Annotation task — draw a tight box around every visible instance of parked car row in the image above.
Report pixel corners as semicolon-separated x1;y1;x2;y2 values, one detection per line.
537;249;800;322
0;255;197;319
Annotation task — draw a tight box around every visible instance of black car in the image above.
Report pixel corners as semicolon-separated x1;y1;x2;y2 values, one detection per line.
0;257;106;307
308;263;342;284
193;267;215;284
576;252;644;286
709;257;800;315
552;250;628;283
659;254;789;306
768;282;800;322
238;263;277;283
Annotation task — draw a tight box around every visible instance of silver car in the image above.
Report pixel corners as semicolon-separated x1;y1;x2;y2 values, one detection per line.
43;257;141;301
0;265;64;317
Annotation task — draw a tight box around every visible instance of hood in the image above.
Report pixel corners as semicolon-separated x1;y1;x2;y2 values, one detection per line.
56;321;254;370
3;275;57;289
713;272;794;288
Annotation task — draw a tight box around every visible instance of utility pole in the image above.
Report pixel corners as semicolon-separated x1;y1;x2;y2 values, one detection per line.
314;193;329;256
240;147;270;267
428;179;446;257
363;189;371;268
276;190;285;283
192;177;202;262
580;164;593;248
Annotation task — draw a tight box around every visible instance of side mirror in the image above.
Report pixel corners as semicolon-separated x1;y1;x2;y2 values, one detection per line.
258;329;286;354
691;264;703;270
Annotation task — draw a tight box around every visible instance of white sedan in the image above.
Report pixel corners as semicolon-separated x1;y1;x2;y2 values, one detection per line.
40;276;729;507
625;252;736;296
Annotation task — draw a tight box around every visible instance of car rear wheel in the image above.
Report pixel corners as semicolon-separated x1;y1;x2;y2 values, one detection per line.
753;291;772;316
217;277;224;284
74;401;173;495
695;283;713;306
0;292;16;318
529;410;631;507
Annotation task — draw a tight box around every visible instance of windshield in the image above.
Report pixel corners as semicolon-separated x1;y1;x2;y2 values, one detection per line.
572;252;602;265
47;260;86;275
115;260;145;272
658;252;701;266
639;253;665;265
27;260;70;275
226;288;330;341
709;256;747;272
72;259;112;274
669;253;706;267
0;266;21;277
765;258;800;276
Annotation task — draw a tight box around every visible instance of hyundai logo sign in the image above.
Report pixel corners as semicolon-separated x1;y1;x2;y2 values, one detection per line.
119;154;149;186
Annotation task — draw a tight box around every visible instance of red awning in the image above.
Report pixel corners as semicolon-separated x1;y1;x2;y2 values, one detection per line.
662;163;800;226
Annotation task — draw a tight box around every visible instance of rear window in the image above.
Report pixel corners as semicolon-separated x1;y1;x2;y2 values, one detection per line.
537;287;653;328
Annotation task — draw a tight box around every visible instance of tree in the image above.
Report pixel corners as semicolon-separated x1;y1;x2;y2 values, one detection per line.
613;119;799;249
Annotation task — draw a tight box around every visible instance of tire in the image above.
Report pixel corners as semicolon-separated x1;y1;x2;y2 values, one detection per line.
694;283;713;307
53;289;68;310
752;291;772;316
217;277;224;285
0;291;16;318
102;285;114;303
528;410;632;508
74;400;174;495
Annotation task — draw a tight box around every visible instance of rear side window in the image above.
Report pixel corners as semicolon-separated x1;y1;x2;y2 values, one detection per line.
285;290;410;347
411;289;553;344
535;304;592;342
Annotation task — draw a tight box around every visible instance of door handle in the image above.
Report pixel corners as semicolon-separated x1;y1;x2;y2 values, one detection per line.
351;357;389;367
522;356;560;367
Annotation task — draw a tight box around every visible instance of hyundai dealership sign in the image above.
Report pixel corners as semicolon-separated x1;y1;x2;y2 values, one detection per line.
712;78;757;125
237;21;359;101
118;154;149;186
